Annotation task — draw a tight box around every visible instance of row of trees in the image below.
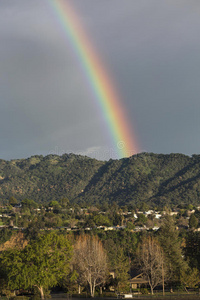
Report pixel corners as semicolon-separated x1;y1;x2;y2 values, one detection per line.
136;217;200;295
1;216;200;298
0;232;109;299
137;235;200;295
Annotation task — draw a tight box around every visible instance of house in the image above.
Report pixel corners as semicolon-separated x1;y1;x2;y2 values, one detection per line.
130;272;148;289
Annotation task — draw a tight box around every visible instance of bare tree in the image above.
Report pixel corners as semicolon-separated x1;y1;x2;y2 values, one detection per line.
73;235;108;297
137;236;165;295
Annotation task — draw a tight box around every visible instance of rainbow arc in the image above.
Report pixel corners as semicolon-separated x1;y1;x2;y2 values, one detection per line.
48;0;139;158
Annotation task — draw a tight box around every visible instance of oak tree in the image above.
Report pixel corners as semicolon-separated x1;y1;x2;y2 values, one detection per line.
0;232;72;299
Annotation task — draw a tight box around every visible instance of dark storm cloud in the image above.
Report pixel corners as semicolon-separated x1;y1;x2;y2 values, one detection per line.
0;0;106;159
76;0;200;155
0;0;200;160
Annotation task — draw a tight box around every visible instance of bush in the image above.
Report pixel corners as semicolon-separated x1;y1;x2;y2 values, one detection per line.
140;288;149;294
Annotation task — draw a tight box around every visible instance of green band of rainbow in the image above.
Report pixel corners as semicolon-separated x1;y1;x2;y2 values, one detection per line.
48;0;139;158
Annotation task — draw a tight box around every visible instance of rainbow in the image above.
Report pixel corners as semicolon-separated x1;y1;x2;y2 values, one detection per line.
48;0;140;158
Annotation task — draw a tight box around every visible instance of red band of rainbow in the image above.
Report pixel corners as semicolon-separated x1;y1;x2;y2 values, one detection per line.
48;0;140;158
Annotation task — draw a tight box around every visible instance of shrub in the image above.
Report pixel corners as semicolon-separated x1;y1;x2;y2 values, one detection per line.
140;288;149;294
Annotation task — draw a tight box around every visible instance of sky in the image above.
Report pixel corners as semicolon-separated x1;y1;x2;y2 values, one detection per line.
0;0;200;161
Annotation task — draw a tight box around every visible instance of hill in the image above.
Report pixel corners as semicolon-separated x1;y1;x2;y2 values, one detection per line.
0;152;200;207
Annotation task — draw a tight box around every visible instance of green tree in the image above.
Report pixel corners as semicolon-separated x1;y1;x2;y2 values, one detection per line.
60;197;69;208
104;239;129;291
0;232;72;299
158;216;187;285
8;196;18;206
49;200;60;208
21;198;38;210
25;217;45;240
189;214;198;229
126;221;135;230
48;201;62;214
93;214;112;227
0;227;13;244
180;267;200;293
135;214;147;226
187;204;193;210
184;232;200;270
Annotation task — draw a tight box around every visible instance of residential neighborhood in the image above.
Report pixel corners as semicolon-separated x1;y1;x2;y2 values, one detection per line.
0;199;199;233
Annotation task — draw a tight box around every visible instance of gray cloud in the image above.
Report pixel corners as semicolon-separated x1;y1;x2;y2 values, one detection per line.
0;0;200;160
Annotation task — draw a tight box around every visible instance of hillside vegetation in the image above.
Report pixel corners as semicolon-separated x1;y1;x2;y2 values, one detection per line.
0;152;200;207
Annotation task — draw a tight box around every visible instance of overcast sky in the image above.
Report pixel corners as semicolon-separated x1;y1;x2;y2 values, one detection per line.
1;0;200;161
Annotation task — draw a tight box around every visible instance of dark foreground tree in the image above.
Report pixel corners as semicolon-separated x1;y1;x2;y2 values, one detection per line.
73;235;108;297
158;216;187;285
104;239;129;291
0;232;72;299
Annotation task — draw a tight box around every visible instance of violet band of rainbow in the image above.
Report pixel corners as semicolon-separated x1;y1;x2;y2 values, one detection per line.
48;0;140;158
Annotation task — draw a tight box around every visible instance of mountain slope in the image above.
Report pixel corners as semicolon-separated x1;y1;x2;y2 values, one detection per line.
77;153;199;206
0;152;200;207
0;154;104;203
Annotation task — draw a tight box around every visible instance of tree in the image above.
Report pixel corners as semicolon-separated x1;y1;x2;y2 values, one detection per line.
0;227;13;244
25;216;45;240
0;232;72;299
21;198;38;210
93;214;112;227
158;216;187;285
184;232;200;270
104;239;129;291
60;197;69;208
8;196;18;206
180;267;200;293
73;235;108;297
189;214;198;229
137;236;165;295
135;214;147;226
49;200;60;208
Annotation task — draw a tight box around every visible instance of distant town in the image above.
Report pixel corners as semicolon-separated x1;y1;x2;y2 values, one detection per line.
0;197;199;233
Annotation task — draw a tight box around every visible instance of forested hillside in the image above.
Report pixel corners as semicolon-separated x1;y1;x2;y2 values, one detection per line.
1;152;200;207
